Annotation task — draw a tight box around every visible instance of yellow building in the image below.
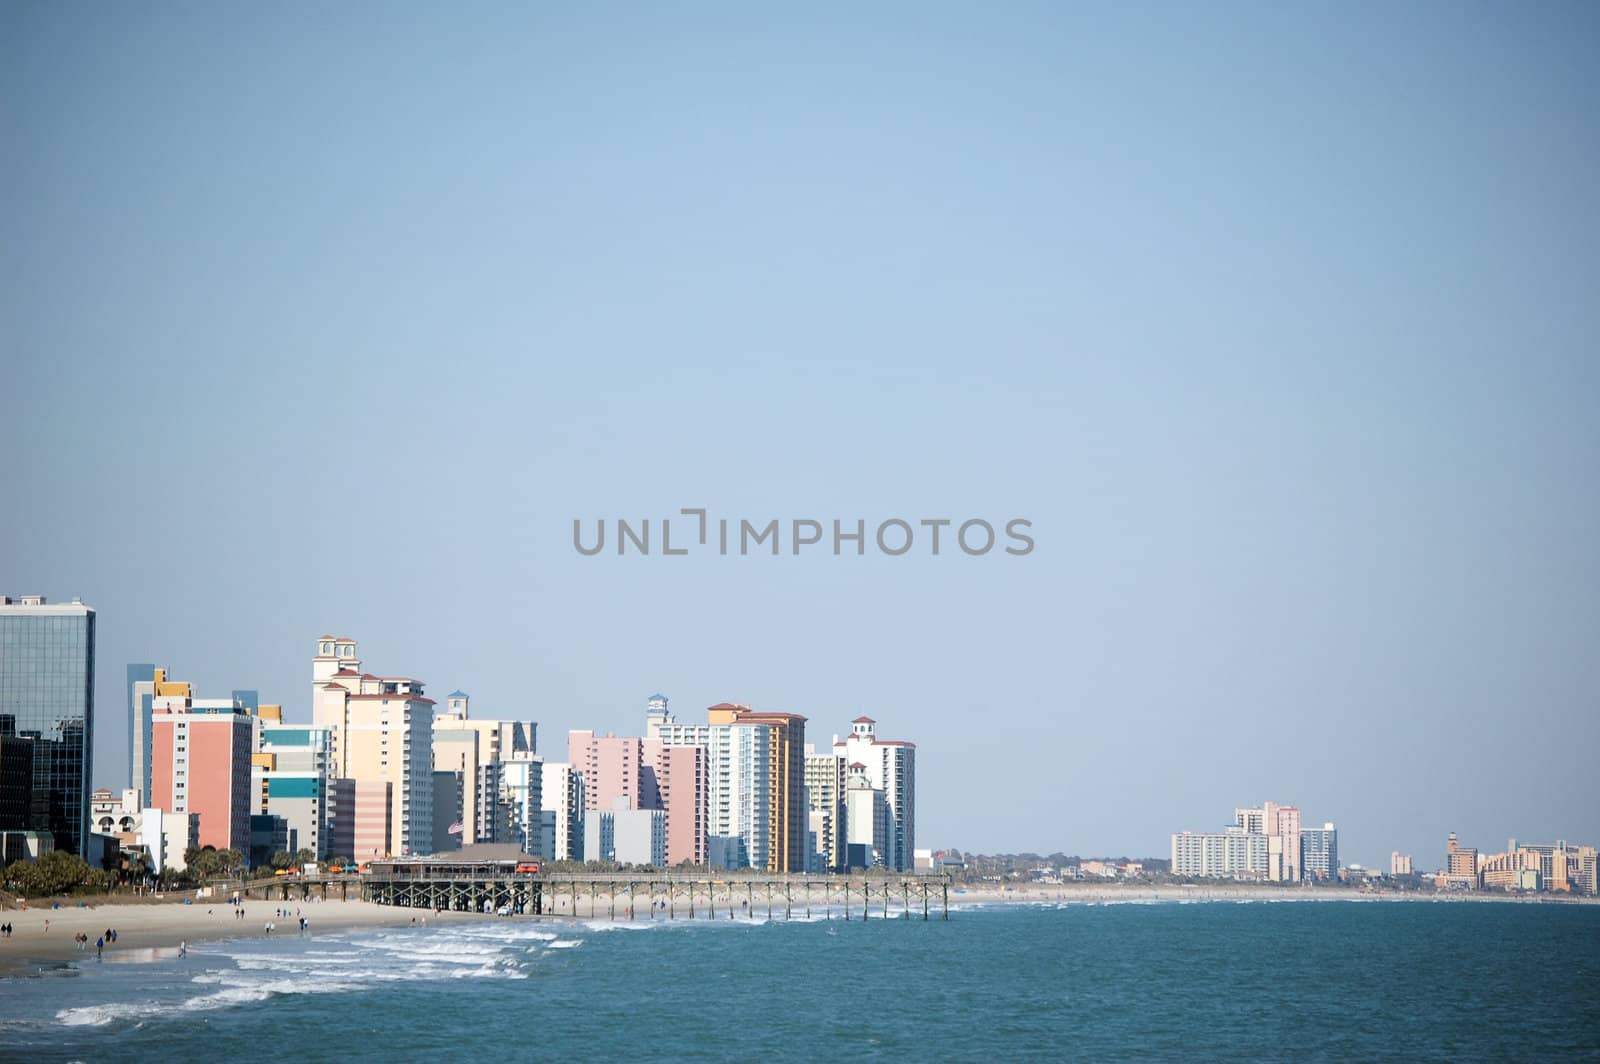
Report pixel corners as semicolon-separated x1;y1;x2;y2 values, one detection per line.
707;703;807;873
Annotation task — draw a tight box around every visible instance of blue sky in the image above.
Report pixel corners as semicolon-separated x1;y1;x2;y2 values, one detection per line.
4;2;1597;865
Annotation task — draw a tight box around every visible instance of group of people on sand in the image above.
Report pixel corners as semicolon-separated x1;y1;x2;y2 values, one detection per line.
0;922;12;937
65;928;118;957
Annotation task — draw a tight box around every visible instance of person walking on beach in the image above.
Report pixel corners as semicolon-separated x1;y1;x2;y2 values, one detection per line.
179;940;187;958
95;936;103;959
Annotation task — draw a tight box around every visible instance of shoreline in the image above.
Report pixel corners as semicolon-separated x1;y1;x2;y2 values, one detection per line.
0;896;494;977
946;882;1600;906
4;882;1593;974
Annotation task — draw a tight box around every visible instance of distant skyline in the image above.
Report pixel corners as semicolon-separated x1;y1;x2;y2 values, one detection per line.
5;3;1597;869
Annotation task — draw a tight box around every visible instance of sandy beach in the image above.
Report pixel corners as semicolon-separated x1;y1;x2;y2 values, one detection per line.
4;879;1590;974
0;894;487;975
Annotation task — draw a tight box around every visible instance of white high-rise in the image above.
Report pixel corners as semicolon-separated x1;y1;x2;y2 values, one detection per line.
653;712;772;870
540;761;585;861
833;717;915;872
805;746;846;872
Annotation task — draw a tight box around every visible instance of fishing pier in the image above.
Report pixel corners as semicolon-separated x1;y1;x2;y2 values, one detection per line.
362;855;952;921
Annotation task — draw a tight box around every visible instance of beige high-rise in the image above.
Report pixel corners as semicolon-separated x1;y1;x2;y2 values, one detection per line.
311;637;434;857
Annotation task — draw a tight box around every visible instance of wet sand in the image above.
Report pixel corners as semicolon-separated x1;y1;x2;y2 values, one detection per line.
0;896;485;975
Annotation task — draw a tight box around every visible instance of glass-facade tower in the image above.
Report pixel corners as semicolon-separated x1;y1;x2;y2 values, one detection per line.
0;597;96;856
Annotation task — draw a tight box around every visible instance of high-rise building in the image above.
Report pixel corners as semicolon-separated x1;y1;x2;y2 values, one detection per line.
805;747;846;872
126;664;156;803
566;697;707;868
476;759;511;844
150;693;253;860
568;731;649;813
1170;829;1270;878
654;711;772;870
711;704;807;874
540;761;585;861
833;717;915;872
1300;823;1338;880
0;595;96;856
540;758;585;857
1446;832;1479;887
1234;807;1266;834
1267;803;1302;882
806;809;832;873
494;753;544;855
1236;801;1302;882
844;761;891;869
251;708;332;858
433;728;482;846
327;778;392;861
433;690;536;847
1478;840;1599;896
0;733;35;831
1390;852;1413;876
312;637;434;856
130;667;191;810
645;740;705;867
432;769;465;852
435;692;536;762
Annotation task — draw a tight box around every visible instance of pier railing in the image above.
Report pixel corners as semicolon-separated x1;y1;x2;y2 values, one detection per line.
361;868;953;921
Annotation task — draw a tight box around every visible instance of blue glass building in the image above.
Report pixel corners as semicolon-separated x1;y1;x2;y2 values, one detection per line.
0;596;97;856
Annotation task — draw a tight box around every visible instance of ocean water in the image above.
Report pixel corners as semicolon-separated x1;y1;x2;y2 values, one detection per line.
2;900;1598;1062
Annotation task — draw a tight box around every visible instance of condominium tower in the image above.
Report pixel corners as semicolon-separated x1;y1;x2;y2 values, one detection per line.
833;717;915;872
311;637;434;857
0;595;96;856
150;693;253;858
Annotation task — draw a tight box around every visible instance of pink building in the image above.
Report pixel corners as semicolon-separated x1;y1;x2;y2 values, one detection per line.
328;778;392;860
150;696;253;860
646;741;705;867
568;727;707;867
1267;803;1302;882
568;731;649;812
